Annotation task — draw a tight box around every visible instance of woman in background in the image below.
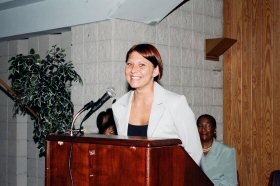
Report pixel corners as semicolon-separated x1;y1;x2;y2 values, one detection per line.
197;114;238;186
97;108;117;135
112;43;202;164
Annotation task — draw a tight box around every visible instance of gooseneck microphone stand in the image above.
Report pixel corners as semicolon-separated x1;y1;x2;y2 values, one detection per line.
69;101;94;136
69;87;116;136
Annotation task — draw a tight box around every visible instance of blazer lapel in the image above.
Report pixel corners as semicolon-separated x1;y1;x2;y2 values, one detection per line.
148;83;166;136
117;91;133;135
115;83;166;136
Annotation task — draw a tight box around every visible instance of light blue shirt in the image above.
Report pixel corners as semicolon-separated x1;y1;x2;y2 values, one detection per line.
200;139;238;186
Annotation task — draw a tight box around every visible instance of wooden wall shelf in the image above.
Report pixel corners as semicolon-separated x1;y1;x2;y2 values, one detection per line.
205;38;237;61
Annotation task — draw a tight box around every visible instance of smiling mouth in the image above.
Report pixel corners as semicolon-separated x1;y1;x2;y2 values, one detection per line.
131;76;141;80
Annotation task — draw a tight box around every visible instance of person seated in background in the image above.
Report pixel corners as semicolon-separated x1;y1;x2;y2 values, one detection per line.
197;114;238;186
96;108;117;135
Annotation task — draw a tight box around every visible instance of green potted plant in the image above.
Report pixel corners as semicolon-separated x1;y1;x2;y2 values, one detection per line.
8;45;82;157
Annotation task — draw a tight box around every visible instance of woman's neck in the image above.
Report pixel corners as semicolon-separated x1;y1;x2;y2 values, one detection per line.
202;139;214;155
202;138;214;149
129;83;154;125
134;83;154;100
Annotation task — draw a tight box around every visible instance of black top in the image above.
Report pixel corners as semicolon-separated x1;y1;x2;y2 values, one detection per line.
127;124;148;137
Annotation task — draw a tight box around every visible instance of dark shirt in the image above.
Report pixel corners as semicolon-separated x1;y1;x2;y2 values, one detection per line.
127;124;148;137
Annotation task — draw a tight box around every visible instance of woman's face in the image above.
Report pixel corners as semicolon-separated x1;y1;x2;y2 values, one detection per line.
125;51;159;90
197;117;216;143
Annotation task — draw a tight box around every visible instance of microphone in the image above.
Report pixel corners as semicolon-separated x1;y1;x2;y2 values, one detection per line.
90;87;116;113
69;87;116;136
82;100;94;111
78;87;116;132
82;87;116;111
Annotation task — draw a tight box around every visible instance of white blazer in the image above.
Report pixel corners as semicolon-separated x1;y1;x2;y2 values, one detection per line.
112;82;202;164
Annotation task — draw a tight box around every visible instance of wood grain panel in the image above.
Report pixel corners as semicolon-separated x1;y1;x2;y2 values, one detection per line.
273;0;280;169
241;0;253;185
224;0;280;185
224;0;243;180
262;0;273;185
228;0;243;181
223;0;232;144
251;0;263;185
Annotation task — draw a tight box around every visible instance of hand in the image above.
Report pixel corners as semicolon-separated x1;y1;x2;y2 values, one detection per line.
104;126;115;135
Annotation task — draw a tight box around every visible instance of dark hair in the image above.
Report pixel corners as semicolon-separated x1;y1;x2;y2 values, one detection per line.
197;114;217;138
126;43;163;82
96;108;117;135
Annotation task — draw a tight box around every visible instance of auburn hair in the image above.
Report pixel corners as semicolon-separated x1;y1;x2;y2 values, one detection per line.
126;43;163;82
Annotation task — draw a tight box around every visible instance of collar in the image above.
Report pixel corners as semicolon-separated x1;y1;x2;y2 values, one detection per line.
118;82;166;107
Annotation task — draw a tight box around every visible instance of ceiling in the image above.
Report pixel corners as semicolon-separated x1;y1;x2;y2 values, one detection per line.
0;0;187;41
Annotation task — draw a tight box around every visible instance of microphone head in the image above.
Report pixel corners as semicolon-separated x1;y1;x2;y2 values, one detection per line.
106;87;116;98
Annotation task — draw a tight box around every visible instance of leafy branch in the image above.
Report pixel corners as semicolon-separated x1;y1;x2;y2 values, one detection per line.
8;45;82;157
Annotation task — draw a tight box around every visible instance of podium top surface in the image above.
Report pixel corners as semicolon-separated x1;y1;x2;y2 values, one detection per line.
47;133;182;148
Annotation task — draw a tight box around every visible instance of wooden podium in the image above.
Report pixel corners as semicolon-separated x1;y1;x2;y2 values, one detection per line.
46;134;213;186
